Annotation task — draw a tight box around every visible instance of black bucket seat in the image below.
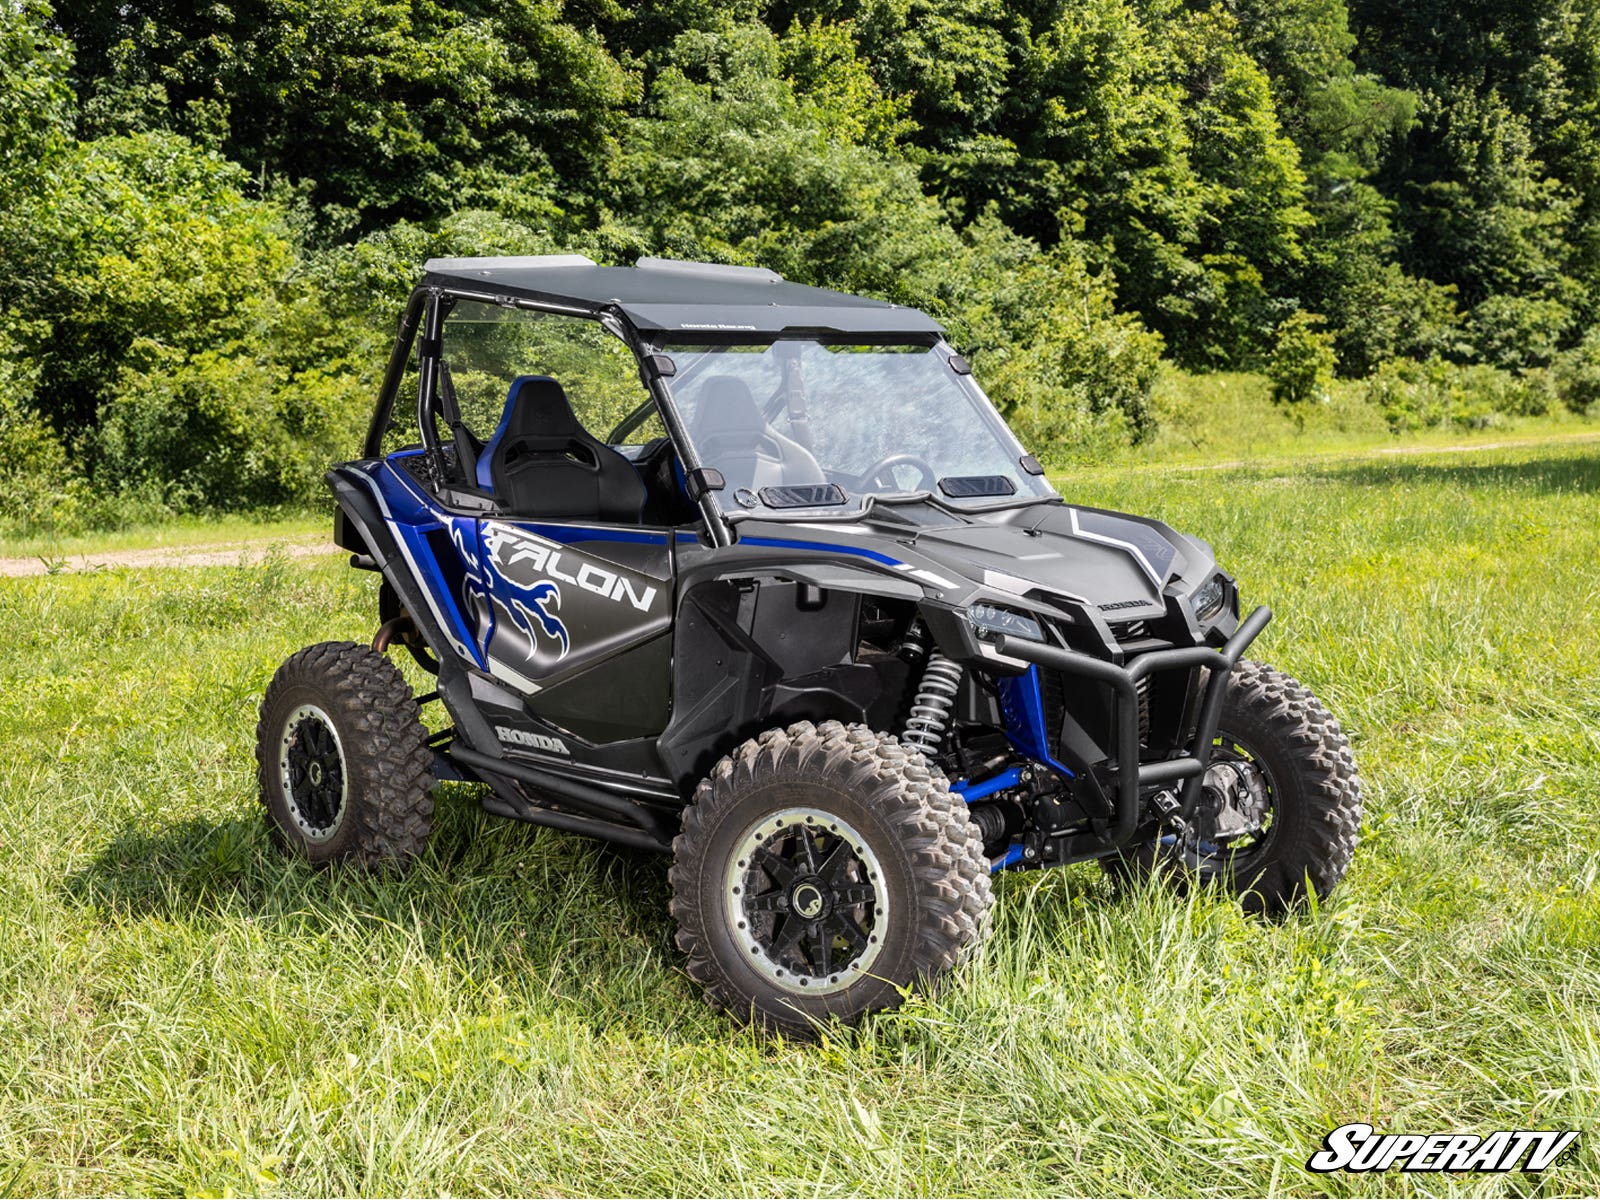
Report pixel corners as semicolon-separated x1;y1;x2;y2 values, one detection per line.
477;375;646;522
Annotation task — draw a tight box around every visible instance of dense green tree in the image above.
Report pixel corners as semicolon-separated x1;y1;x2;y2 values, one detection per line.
852;0;1022;153
1227;0;1454;374
1547;0;1600;326
968;237;1167;452
0;4;89;526
777;16;912;150
598;23;1167;447
0;2;75;320
18;133;292;436
5;0;1600;529
768;0;1313;368
1348;0;1591;365
1003;1;1309;367
601;22;970;303
58;0;639;232
0;1;72;192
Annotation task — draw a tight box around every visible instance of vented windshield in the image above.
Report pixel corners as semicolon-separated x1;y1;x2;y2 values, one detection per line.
652;339;1056;515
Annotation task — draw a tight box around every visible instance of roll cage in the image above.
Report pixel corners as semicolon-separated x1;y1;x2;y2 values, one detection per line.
363;283;735;544
360;255;1046;548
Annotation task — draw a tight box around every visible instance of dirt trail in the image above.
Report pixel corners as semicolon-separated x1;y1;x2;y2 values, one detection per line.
0;536;341;578
1372;429;1600;456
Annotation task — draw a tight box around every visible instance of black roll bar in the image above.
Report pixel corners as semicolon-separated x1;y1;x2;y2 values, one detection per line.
994;605;1273;847
414;291;449;484
363;289;428;458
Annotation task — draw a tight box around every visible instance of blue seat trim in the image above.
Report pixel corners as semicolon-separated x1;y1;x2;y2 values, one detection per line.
476;374;554;491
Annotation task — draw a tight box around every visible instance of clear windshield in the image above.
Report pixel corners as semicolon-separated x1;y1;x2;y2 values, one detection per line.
653;339;1056;515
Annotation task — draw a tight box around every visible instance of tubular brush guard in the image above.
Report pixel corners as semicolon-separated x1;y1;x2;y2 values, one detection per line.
993;605;1273;850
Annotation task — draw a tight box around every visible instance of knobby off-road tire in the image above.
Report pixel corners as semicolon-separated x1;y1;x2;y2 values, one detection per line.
670;720;991;1038
1109;659;1362;916
256;641;434;869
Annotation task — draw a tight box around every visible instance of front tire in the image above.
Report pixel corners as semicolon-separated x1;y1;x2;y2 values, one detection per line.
669;721;991;1037
1110;660;1362;915
255;641;434;869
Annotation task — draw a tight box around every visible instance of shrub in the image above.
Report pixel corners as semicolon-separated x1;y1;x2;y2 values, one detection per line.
965;236;1166;459
0;379;87;537
1549;329;1600;414
1363;358;1549;433
1268;312;1336;406
1467;293;1572;371
95;345;371;513
0;323;97;537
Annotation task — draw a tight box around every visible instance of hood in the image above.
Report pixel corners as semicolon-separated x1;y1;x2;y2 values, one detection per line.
705;497;1235;666
742;499;1216;624
787;500;1218;622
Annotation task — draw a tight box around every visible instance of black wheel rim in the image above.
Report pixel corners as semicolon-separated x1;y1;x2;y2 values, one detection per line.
725;807;888;995
278;704;348;844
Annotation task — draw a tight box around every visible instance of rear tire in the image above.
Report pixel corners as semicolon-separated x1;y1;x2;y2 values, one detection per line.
669;720;991;1037
1107;660;1361;915
256;641;434;869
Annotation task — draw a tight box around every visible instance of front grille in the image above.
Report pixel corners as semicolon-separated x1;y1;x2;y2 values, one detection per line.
1030;618;1175;771
1111;620;1152;747
1040;666;1067;752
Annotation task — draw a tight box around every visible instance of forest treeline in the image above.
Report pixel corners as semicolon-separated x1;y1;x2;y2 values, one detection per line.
3;0;1599;528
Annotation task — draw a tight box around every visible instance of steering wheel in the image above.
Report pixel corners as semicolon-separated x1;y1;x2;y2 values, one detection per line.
851;452;937;493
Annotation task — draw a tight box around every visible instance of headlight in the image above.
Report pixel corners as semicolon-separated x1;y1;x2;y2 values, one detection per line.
1190;574;1230;623
967;602;1045;643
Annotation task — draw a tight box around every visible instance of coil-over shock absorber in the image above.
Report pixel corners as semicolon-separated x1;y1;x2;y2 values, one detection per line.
903;651;963;758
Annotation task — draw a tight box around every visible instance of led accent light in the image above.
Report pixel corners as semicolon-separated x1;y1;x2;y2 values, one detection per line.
1191;574;1230;622
967;603;1045;643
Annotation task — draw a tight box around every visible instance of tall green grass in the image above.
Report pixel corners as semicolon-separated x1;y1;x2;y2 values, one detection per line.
1;441;1597;1195
1135;369;1593;465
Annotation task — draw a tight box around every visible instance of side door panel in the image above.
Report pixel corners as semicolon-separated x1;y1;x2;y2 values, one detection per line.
476;520;675;742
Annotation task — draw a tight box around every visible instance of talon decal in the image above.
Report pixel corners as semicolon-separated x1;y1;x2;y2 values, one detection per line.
454;522;669;685
507;581;569;660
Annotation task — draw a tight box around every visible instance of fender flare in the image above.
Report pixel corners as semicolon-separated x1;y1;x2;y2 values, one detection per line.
324;466;503;758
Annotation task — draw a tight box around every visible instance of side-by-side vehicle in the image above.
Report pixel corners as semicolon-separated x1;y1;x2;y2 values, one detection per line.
256;255;1362;1035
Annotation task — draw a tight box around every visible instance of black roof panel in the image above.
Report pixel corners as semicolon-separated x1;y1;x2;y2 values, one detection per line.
420;255;944;337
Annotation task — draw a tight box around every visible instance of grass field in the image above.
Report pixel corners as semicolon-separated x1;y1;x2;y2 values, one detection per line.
3;433;1598;1195
1136;369;1599;466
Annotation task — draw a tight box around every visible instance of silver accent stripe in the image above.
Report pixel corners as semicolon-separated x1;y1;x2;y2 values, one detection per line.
1069;508;1164;587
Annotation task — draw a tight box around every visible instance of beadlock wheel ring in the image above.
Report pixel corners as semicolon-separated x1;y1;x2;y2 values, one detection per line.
278;703;349;845
723;806;890;997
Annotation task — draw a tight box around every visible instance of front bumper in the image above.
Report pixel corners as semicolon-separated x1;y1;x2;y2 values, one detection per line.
993;605;1272;851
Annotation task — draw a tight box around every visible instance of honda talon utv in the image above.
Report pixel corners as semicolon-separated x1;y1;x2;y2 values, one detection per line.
257;255;1361;1035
